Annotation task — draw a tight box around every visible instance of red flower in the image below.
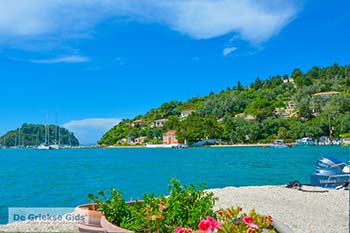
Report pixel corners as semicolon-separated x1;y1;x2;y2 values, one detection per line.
206;216;222;230
243;216;258;229
198;216;222;233
198;219;212;233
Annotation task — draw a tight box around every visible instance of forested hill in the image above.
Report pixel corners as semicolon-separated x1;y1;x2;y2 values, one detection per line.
99;63;350;146
0;124;79;147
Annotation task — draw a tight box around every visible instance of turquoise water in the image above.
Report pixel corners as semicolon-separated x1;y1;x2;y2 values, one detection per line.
0;146;349;224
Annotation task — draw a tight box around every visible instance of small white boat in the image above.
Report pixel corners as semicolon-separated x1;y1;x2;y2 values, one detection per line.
296;137;315;146
49;144;59;150
37;144;50;150
268;139;289;148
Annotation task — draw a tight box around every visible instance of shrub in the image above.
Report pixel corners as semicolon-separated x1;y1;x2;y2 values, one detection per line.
89;179;276;233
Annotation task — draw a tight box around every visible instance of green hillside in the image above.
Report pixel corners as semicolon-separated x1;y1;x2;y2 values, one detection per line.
0;123;79;147
99;63;350;146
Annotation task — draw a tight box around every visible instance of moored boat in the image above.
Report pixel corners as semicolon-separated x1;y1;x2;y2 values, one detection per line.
310;156;350;188
37;144;50;150
268;139;289;148
296;137;315;146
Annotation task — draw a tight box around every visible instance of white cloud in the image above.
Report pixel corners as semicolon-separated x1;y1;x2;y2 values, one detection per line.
223;47;237;56
0;0;299;45
63;118;121;145
10;55;90;64
32;56;90;64
165;0;298;42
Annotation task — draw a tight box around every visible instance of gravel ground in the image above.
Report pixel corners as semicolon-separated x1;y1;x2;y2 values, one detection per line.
0;185;348;232
0;220;78;232
210;185;349;233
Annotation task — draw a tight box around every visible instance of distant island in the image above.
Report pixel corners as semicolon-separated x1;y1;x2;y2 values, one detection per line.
0;123;79;148
98;63;349;146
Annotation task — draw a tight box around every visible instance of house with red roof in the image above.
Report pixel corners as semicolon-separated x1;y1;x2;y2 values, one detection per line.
163;130;182;145
180;109;195;119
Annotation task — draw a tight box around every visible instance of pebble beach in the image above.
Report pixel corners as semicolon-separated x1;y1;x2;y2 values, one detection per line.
211;185;349;233
0;185;348;232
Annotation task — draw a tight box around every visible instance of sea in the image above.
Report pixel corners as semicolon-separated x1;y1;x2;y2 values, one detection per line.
0;146;349;224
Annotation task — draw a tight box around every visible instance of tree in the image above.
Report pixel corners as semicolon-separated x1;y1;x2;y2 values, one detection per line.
337;113;350;135
0;124;79;147
176;115;223;144
163;116;181;131
97;63;350;145
229;118;260;143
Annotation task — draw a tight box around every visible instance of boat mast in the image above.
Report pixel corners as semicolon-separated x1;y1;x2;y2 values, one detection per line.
68;132;71;147
14;129;17;147
18;128;20;147
36;131;39;146
55;112;59;147
45;113;48;145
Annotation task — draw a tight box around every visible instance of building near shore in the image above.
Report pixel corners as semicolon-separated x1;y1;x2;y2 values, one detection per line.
163;130;182;145
153;119;167;128
180;109;195;119
131;119;145;127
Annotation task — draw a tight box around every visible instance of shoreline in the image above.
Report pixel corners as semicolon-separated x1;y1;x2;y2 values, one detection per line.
0;185;347;232
101;143;271;148
2;143;347;149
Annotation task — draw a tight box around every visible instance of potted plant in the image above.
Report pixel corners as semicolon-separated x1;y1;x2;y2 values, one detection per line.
89;179;217;232
89;179;292;233
89;188;135;232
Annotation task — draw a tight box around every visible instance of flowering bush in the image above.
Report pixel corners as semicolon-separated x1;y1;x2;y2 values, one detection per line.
90;179;217;232
90;179;276;233
214;207;275;233
175;207;276;233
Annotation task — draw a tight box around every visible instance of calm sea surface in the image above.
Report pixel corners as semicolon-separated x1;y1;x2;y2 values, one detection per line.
0;146;349;223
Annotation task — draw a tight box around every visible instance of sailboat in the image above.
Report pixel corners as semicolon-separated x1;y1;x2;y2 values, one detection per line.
48;113;60;150
37;144;50;150
37;114;50;150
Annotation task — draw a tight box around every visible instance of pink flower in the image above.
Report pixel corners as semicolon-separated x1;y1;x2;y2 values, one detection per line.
198;216;222;233
206;216;222;230
175;226;193;233
198;219;212;233
243;216;258;229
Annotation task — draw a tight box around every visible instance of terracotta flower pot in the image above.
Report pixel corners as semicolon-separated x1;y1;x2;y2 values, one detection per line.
74;203;104;232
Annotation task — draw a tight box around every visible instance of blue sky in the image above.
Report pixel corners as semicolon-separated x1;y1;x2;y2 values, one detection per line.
0;0;349;145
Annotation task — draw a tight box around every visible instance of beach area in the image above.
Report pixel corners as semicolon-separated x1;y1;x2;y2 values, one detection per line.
0;185;348;233
211;185;349;233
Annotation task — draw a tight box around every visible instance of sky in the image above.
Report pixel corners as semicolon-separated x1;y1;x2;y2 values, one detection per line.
0;0;350;145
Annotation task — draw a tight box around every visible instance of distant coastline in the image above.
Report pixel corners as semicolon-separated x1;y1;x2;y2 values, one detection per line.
101;143;270;148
